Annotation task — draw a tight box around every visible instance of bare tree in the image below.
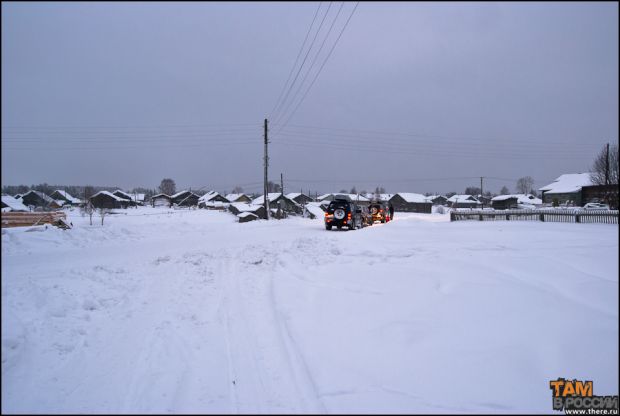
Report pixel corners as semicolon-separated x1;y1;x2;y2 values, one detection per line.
516;176;535;194
499;186;510;195
350;186;357;194
99;207;109;225
159;178;176;195
232;185;244;194
464;186;481;196
81;201;95;226
590;143;619;185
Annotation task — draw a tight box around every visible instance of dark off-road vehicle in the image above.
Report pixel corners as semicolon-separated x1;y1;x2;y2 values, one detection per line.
369;201;391;223
324;197;366;231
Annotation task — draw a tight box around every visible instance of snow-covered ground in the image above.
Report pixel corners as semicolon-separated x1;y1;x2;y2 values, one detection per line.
2;208;618;413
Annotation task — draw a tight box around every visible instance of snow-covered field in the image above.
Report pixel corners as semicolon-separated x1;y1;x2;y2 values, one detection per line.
2;208;618;413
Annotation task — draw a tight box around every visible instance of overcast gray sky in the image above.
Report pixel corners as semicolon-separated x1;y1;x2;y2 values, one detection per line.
2;2;618;195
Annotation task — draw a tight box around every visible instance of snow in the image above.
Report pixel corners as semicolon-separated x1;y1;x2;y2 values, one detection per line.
1;208;617;413
539;173;594;194
230;203;263;212
22;190;55;204
170;190;197;200
304;202;326;219
1;195;29;212
395;193;427;203
237;212;258;219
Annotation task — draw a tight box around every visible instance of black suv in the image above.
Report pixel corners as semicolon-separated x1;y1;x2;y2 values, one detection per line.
324;197;364;230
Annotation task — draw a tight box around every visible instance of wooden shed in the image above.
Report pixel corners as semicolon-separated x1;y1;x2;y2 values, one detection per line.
20;190;56;209
237;212;259;223
228;203;266;219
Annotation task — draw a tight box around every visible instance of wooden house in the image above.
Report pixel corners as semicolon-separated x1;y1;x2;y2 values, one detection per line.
50;190;83;206
539;173;594;206
90;191;129;209
286;192;313;205
389;193;432;213
20;190;57;209
251;193;302;214
228;203;266;219
225;193;252;203
447;195;481;208
198;191;230;208
237;212;259;223
151;194;172;208
171;190;199;207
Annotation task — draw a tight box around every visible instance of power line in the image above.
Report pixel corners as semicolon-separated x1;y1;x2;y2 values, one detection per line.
273;2;359;137
268;2;323;118
271;2;334;124
273;2;346;127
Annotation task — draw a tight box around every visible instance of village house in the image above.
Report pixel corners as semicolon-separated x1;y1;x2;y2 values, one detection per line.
171;190;199;207
50;190;83;206
539;173;594;206
252;193;302;214
151;193;172;208
317;193;370;206
228;203;266;219
198;191;230;209
225;193;252;204
424;195;448;206
286;192;313;205
447;194;481;208
90;191;129;209
389;193;432;213
490;194;543;210
581;184;619;209
20;190;61;209
237;212;259;223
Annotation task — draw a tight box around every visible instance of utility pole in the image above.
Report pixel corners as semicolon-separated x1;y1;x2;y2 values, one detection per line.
264;119;270;220
480;176;484;208
281;173;284;197
605;142;610;185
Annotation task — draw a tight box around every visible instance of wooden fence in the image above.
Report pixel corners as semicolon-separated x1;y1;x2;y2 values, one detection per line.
450;209;618;224
1;211;71;229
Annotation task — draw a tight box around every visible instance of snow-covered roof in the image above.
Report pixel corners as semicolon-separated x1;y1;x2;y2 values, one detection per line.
365;193;394;202
225;193;248;202
396;193;428;203
91;190;124;201
198;191;223;203
317;193;370;202
491;194;543;205
170;190;197;199
539;173;594;194
113;190;133;200
151;193;171;199
23;190;55;204
304;202;326;218
237;212;258;219
202;200;228;208
231;203;264;213
251;193;287;205
52;190;82;204
1;195;29;211
447;195;480;203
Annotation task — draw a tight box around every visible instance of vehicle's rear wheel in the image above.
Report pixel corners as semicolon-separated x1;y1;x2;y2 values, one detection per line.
326;224;332;230
349;221;356;230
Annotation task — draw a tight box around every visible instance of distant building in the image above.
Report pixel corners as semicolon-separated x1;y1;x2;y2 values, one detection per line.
198;191;230;208
317;193;370;206
389;193;432;213
237;212;259;223
447;195;481;208
50;190;83;206
171;190;199;207
581;184;619;209
228;203;266;219
252;193;302;214
225;193;252;204
425;195;448;206
151;193;172;208
90;191;129;209
539;173;594;206
20;190;57;209
286;192;313;205
490;194;543;210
